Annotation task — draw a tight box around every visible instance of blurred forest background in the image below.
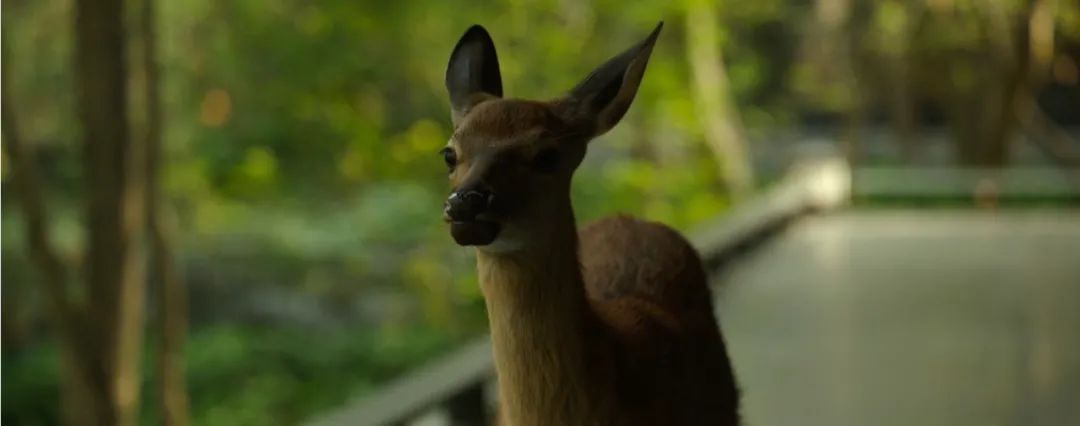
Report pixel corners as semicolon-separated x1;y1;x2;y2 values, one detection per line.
2;0;1078;425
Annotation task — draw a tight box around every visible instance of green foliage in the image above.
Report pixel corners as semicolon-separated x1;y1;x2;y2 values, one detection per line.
8;0;1074;423
177;325;455;426
1;346;63;426
2;325;458;426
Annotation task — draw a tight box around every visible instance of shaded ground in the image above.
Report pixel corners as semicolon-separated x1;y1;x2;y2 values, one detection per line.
717;210;1080;426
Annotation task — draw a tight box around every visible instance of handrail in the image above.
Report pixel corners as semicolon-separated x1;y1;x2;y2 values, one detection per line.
690;155;849;267
307;337;494;426
305;154;851;426
852;166;1080;199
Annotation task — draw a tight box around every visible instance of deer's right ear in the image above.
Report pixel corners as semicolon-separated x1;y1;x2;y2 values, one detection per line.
446;25;504;125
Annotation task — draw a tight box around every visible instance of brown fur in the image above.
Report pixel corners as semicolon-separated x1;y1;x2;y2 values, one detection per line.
451;99;740;425
580;215;741;425
456;99;565;144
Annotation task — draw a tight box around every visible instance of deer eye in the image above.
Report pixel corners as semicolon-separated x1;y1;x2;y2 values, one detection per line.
440;147;458;171
531;148;560;173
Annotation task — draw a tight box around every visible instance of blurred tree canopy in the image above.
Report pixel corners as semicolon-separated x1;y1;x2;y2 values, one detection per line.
2;0;1079;424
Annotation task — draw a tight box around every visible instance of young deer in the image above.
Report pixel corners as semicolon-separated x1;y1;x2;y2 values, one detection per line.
440;23;740;426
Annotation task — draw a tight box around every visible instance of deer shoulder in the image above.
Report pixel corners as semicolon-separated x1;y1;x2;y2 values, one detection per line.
579;214;717;355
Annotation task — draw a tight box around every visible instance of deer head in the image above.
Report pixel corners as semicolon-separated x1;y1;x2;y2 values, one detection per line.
441;23;662;252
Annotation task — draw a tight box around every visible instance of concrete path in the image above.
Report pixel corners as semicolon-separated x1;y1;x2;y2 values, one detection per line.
717;210;1080;426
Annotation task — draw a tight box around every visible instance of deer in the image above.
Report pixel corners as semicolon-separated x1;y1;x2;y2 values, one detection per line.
439;22;741;426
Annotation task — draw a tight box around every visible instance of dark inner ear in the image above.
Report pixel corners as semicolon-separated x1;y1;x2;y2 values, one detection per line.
561;22;663;138
445;25;503;124
591;72;624;113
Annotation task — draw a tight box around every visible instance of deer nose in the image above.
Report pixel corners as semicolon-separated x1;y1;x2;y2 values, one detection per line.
445;189;493;222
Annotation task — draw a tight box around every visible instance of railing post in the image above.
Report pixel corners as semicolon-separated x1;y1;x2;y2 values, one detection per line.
444;381;488;426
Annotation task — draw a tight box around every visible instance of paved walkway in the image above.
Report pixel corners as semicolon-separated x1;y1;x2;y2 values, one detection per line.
717;210;1080;426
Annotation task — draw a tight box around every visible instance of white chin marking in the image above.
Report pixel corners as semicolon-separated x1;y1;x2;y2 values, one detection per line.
478;233;525;254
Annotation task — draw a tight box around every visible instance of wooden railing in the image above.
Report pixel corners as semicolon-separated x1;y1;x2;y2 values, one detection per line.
305;155;851;426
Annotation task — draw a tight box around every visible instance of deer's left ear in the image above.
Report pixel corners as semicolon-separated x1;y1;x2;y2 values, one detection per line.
558;22;662;138
446;25;504;125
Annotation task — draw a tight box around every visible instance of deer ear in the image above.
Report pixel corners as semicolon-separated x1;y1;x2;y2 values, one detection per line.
559;22;662;138
446;25;504;125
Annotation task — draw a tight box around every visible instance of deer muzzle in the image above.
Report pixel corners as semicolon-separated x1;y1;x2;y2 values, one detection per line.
445;189;501;246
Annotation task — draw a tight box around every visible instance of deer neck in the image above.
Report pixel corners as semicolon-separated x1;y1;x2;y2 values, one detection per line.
476;206;611;425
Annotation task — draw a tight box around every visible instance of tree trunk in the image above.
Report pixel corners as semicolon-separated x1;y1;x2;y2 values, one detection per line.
2;37;114;426
952;0;1035;166
1014;0;1077;167
684;0;756;201
886;32;917;161
804;0;863;163
136;0;192;422
1;265;26;349
75;0;147;423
